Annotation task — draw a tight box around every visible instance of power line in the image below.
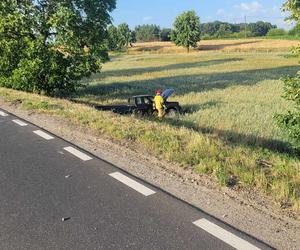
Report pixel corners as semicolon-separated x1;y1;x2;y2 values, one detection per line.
244;15;247;38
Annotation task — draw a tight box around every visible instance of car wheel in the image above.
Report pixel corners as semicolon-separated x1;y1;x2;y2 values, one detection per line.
166;108;177;118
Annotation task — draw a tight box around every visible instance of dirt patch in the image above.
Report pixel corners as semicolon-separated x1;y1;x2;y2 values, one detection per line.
1;98;299;249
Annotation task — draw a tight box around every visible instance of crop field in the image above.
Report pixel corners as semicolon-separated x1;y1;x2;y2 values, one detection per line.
78;40;300;150
126;39;300;54
1;39;300;212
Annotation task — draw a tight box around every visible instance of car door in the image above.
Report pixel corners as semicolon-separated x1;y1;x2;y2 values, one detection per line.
135;97;151;114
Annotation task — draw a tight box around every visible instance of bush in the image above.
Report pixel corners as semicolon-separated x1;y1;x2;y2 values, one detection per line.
201;34;213;40
267;28;287;37
276;74;300;150
225;31;252;39
288;23;300;37
276;1;300;151
160;28;172;41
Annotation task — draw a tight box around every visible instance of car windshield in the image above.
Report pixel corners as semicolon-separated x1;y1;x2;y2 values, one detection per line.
136;97;144;105
128;98;135;105
144;98;152;104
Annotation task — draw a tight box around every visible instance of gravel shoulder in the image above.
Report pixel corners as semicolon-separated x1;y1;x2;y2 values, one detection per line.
1;99;299;250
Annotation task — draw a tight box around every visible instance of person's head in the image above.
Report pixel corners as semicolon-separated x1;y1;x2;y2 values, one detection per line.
156;89;161;95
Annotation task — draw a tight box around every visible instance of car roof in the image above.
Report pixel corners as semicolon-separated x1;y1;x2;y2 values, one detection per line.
132;95;153;97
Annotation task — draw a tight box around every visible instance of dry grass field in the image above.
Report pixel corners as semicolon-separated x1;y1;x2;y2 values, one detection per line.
129;39;300;54
1;39;300;213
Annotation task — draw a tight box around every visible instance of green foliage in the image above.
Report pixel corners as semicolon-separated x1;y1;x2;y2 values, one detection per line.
24;101;50;110
160;28;172;41
200;21;240;38
248;21;276;36
275;1;300;150
225;31;252;39
171;11;201;52
107;24;135;50
276;74;300;149
129;31;137;46
282;0;300;21
0;0;115;96
118;23;131;48
107;25;120;51
199;21;278;39
216;24;232;38
267;28;287;37
135;24;160;42
288;23;300;37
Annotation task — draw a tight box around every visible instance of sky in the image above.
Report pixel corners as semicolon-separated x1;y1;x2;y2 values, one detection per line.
111;0;294;30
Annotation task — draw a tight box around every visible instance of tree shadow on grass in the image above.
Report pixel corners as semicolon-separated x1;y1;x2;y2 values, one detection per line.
162;117;295;156
99;58;243;78
78;65;300;101
131;41;261;52
183;101;222;113
135;45;164;52
198;40;261;51
75;63;300;156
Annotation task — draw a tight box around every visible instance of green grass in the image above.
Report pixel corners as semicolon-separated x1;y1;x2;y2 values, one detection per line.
263;35;300;40
1;48;300;213
78;52;299;149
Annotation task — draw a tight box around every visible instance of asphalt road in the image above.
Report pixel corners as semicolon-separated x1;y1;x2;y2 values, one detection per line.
0;108;273;250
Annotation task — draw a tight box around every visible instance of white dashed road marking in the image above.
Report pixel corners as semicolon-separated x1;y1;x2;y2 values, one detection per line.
193;219;261;250
0;111;8;117
33;130;54;140
12;119;28;127
109;172;156;196
63;146;92;161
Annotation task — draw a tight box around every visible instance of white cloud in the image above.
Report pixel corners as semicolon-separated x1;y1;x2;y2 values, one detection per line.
272;5;279;13
143;16;153;21
217;9;225;16
235;1;263;13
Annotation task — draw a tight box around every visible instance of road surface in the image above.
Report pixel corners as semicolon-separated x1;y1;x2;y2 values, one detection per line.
0;108;273;250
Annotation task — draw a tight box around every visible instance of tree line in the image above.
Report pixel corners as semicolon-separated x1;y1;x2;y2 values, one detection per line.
106;23;172;51
200;21;276;38
106;11;201;52
106;20;287;51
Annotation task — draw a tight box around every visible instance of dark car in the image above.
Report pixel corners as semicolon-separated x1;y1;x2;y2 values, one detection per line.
95;89;182;117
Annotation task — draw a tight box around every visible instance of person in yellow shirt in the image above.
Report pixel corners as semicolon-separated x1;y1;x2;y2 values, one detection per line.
153;89;165;118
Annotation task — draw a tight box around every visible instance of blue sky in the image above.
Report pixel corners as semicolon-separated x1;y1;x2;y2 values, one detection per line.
111;0;294;30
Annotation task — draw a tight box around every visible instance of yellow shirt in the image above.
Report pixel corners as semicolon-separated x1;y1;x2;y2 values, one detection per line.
154;95;164;109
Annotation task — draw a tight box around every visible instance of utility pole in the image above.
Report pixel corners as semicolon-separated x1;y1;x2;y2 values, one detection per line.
244;16;247;39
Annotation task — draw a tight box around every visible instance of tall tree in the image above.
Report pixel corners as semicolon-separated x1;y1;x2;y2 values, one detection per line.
248;21;275;36
118;23;131;48
275;1;300;150
216;24;232;38
134;24;160;42
171;11;201;52
160;28;172;41
0;0;116;96
107;25;120;51
129;30;137;47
